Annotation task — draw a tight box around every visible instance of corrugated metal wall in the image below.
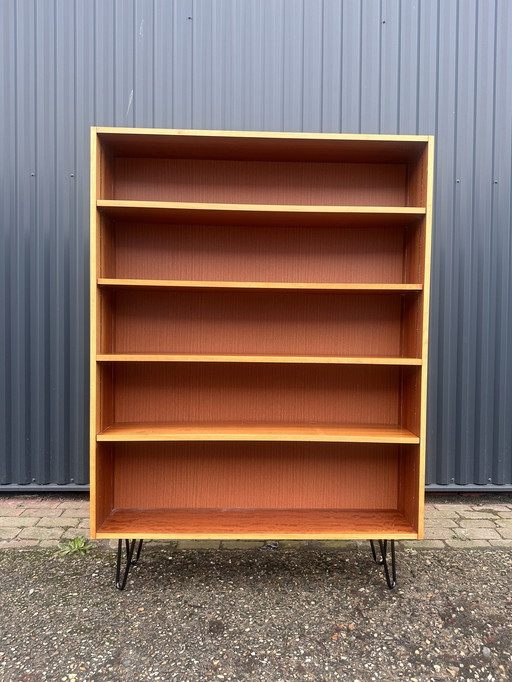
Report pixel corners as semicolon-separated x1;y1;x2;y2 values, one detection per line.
1;0;511;490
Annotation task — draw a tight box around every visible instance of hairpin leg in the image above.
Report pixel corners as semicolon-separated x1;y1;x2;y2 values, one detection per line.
369;539;396;589
115;539;144;590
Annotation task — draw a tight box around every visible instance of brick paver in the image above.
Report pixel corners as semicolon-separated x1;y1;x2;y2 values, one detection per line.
1;493;512;551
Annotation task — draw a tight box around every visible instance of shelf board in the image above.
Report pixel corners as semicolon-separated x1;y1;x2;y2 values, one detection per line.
97;278;423;292
95;128;429;165
97;200;426;228
95;508;418;540
97;422;420;444
97;353;422;366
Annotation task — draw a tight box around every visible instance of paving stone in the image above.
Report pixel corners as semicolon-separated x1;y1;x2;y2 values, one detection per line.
489;539;512;548
144;541;177;552
177;540;221;550
312;540;353;549
470;504;512;512
458;519;497;528
433;504;466;511
497;511;512;518
496;527;512;539
59;528;91;541
18;527;65;540
424;518;458;528
274;540;309;549
401;540;445;549
454;527;501;540
456;511;498;520
16;499;62;509
221;540;265;549
427;508;461;518
0;495;42;506
0;516;39;527
60;508;88;518
445;539;491;549
0;497;27;507
0;528;21;540
57;501;90;509
36;517;80;528
0;539;39;548
0;508;24;517
21;508;63;517
78;520;90;529
39;540;61;548
424;528;457;540
496;518;512;526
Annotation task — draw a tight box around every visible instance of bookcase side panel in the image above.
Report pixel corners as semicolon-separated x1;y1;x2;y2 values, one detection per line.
397;446;421;535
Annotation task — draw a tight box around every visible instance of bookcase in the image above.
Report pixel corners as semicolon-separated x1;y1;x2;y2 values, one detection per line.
90;128;433;586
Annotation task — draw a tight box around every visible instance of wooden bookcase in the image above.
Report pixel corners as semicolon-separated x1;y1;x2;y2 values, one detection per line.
90;129;433;555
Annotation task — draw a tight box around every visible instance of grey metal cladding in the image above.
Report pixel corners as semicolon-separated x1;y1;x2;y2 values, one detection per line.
1;0;511;489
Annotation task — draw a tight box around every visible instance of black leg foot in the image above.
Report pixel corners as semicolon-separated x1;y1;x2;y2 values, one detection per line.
369;540;396;589
115;539;144;590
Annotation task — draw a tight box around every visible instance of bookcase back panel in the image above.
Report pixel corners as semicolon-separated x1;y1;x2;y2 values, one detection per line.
106;363;419;427
109;290;417;357
112;158;409;207
111;442;401;510
107;222;414;284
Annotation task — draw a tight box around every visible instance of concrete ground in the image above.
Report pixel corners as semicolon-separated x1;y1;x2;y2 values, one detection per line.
1;492;512;551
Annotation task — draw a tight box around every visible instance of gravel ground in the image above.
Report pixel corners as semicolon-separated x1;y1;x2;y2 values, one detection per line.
1;544;511;681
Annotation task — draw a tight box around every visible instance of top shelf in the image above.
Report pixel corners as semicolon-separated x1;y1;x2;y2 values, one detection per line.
97;200;426;228
95;127;430;164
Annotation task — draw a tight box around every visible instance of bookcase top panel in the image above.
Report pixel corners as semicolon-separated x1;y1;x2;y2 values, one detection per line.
94;127;430;164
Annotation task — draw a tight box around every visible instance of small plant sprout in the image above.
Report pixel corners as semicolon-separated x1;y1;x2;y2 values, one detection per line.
57;536;94;556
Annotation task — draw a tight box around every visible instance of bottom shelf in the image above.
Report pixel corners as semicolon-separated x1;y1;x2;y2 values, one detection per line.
96;508;418;540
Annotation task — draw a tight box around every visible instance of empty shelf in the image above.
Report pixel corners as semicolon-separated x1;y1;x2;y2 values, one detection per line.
96;353;422;366
97;422;420;444
97;199;426;228
97;278;423;292
96;508;418;540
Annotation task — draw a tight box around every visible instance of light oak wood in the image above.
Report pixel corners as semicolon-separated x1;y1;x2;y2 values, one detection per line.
417;137;435;537
90;128;99;536
98;278;423;292
94;127;428;166
98;199;426;222
96;509;418;540
97;422;420;444
90;129;432;542
97;353;422;365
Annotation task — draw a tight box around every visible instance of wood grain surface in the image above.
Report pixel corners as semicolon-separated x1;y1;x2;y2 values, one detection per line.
97;509;417;539
107;290;420;358
112;159;409;206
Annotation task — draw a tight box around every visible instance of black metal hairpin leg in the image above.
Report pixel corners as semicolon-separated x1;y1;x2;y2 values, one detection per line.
369;540;396;589
115;539;144;590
